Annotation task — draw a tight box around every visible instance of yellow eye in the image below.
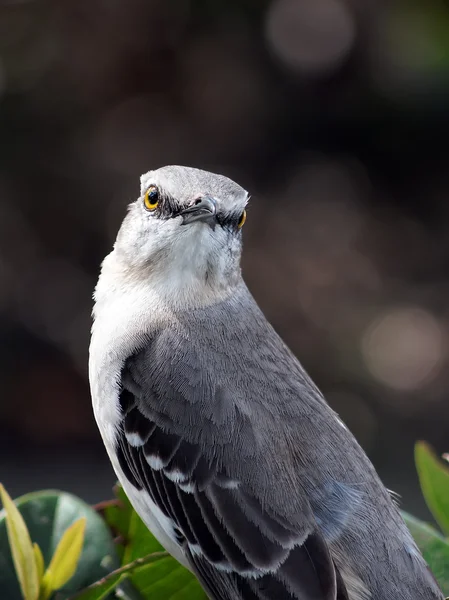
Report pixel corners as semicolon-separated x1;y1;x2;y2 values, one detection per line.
238;210;247;229
144;185;159;211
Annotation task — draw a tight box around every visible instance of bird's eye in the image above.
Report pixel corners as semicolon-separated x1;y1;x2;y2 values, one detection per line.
144;185;159;211
237;210;247;229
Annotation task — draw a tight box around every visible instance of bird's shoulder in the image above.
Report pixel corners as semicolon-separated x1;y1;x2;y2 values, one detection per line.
132;285;326;414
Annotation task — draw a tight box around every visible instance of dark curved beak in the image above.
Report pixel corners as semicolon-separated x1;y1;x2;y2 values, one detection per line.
180;196;217;228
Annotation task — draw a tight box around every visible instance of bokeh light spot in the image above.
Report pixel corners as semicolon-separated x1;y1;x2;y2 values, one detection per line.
361;307;445;391
265;0;355;75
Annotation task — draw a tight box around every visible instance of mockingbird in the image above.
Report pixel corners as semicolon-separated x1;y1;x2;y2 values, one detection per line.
89;165;444;600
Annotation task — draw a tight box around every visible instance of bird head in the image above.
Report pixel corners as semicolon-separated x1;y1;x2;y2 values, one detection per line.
113;165;249;300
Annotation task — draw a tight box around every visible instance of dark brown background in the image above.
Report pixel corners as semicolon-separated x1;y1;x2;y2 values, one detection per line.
0;0;448;520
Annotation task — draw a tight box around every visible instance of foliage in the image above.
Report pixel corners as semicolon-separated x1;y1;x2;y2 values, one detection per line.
400;441;449;596
94;485;206;600
402;512;449;591
0;488;119;600
1;442;449;599
415;441;449;536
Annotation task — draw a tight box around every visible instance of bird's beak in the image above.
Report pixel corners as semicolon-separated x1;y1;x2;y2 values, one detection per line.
180;196;217;228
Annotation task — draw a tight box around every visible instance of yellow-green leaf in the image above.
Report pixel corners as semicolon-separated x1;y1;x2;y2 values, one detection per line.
0;484;39;600
415;441;449;536
39;572;53;600
33;543;44;582
39;569;54;600
45;517;86;591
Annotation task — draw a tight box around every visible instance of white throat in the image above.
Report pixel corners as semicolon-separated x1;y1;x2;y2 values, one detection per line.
94;252;233;322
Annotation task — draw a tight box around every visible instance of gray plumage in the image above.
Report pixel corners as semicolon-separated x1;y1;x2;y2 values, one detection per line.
89;165;444;600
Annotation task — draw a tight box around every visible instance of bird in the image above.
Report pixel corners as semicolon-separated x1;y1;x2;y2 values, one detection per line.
89;165;444;600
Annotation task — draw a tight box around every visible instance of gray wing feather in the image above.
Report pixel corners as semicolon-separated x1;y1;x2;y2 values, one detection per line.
117;328;346;599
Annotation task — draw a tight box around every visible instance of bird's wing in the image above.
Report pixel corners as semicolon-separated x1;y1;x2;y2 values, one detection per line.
116;326;349;600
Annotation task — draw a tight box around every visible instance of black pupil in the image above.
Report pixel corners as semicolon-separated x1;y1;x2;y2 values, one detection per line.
148;189;158;202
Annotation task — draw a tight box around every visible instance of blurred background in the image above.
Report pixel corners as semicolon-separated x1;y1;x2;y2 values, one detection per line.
0;0;448;520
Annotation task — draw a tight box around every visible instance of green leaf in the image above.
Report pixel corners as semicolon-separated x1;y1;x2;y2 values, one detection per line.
131;557;206;599
100;484;207;599
402;511;449;594
44;517;86;591
0;490;120;600
415;441;449;536
0;484;40;600
67;574;127;600
68;551;169;600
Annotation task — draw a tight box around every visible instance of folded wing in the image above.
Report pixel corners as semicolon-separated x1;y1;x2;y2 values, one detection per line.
116;331;349;600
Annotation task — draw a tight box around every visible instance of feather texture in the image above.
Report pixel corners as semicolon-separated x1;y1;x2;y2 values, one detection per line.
117;370;344;599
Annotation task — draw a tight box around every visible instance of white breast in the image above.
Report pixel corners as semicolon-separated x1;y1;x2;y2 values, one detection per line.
88;253;189;567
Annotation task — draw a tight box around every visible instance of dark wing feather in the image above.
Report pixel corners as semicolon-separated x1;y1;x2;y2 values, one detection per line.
115;332;349;600
188;532;342;600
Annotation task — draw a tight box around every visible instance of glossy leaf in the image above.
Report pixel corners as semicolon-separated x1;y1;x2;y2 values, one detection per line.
131;556;206;599
0;490;119;600
415;441;449;536
402;511;449;594
0;484;39;600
